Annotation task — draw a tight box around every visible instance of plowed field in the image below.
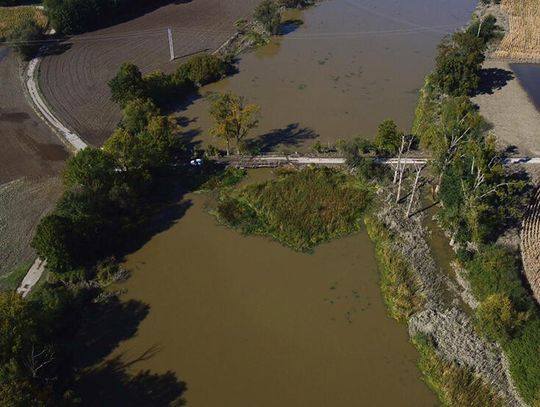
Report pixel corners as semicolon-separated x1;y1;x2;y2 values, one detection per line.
39;0;259;145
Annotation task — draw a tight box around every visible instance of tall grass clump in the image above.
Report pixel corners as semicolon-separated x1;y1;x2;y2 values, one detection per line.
413;334;506;407
364;215;424;322
215;167;372;251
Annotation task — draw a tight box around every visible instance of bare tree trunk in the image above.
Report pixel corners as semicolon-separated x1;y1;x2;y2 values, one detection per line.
396;135;413;203
407;164;425;218
393;134;406;184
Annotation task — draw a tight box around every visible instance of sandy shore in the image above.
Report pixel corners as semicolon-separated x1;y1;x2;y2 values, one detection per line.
473;59;540;156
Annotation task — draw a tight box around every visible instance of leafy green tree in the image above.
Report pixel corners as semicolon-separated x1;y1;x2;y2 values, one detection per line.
209;93;260;155
254;0;282;35
434;32;486;96
8;19;44;60
120;98;160;135
108;63;146;107
375;119;402;155
63;147;116;191
476;293;529;343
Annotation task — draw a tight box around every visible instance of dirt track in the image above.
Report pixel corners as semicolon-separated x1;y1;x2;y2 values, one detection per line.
0;48;67;184
39;0;259;145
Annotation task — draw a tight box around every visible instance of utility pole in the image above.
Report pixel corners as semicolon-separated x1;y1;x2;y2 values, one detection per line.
168;28;175;61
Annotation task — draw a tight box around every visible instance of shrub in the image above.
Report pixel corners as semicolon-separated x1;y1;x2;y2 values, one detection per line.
476;293;529;343
175;54;232;86
7;19;44;60
254;0;282;35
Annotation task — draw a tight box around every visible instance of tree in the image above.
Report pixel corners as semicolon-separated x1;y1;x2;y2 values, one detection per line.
108;63;146;107
434;31;486;96
375;119;402;156
209;93;260;155
8;20;44;60
63;147;116;192
120;98;160;135
254;0;282;35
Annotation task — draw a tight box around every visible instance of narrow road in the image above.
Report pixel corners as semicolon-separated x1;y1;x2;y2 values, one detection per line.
25;44;88;151
218;155;540;168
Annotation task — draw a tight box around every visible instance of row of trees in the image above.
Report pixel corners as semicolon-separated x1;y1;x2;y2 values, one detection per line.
414;14;540;404
109;53;233;108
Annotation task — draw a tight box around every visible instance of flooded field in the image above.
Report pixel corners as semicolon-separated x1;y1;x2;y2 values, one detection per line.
179;0;476;151
512;63;540;112
109;0;479;405
113;175;438;406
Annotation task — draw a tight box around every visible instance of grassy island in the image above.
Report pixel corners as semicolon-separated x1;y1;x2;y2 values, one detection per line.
215;167;372;251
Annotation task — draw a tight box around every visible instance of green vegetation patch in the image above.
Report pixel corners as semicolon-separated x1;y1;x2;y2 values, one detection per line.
0;6;47;40
199;167;247;191
463;246;540;404
413;334;506;407
215;167;372;251
364;214;424;322
0;262;30;292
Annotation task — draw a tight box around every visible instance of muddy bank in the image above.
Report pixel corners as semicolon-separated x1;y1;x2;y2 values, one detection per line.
369;193;526;406
473;59;540;156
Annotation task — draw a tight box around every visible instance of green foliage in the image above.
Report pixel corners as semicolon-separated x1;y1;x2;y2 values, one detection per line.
216;167;372;251
434;32;486;96
364;215;424;322
108;63;146;108
33;105;182;278
254;0;282;35
465;246;526;305
467;15;503;44
413;334;506;407
375;119;402;155
278;0;314;7
337;137;388;180
7;19;44;60
43;0;151;34
200;167;247;191
175;54;232;86
0;263;30;292
476;293;529;343
209;92;260;155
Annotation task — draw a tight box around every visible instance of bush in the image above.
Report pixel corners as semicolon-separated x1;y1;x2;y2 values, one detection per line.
434;32;486;96
476;293;529;343
175;53;232;86
254;0;282;35
7;19;44;60
375;119;402;155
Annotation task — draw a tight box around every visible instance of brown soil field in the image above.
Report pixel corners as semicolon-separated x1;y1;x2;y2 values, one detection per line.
494;0;540;62
39;0;259;145
0;48;68;184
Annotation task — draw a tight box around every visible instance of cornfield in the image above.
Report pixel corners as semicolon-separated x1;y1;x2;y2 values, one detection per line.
495;0;540;61
0;6;48;40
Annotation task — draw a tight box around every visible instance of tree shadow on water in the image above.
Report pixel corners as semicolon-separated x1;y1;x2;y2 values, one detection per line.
73;293;187;406
475;68;514;95
258;123;318;152
78;354;187;406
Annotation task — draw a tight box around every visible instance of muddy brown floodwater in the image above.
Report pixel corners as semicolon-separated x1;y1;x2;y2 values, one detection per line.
113;171;438;406
179;0;476;152
110;0;479;405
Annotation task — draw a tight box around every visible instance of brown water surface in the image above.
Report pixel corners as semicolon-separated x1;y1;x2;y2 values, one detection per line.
179;0;477;151
109;1;479;404
114;171;438;406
